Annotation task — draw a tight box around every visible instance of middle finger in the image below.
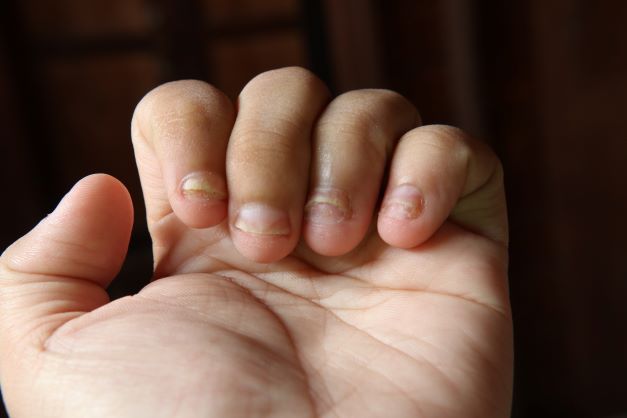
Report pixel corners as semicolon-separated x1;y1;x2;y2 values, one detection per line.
227;67;329;263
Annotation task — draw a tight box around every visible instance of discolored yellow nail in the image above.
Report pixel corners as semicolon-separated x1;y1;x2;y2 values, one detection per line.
305;187;351;224
380;184;424;220
180;172;226;201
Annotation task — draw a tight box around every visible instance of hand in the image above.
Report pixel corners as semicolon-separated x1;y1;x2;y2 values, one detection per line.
0;67;512;418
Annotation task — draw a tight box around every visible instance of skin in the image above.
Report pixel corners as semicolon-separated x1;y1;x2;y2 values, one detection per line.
0;67;512;418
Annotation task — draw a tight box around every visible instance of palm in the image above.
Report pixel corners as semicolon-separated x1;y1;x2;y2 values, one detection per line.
1;77;512;417
43;212;512;418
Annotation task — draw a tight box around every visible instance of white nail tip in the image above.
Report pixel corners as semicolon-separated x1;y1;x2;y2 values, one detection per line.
234;204;290;236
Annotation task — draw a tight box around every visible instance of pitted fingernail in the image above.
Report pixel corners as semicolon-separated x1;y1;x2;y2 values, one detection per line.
305;188;351;224
180;172;226;201
380;184;424;220
234;203;290;236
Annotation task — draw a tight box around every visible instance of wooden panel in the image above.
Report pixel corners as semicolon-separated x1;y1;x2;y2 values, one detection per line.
18;0;155;36
521;1;627;415
321;0;384;92
202;0;299;26
40;54;162;230
377;0;458;126
209;30;307;98
0;42;43;249
374;1;627;416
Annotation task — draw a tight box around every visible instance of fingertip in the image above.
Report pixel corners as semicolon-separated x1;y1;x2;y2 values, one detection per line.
377;216;430;249
5;173;134;283
302;188;363;256
303;225;357;257
229;203;298;263
230;231;294;263
169;171;228;228
376;184;434;249
171;200;228;229
58;173;134;231
303;217;367;257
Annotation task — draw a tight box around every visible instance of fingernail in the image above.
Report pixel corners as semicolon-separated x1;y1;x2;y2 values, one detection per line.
234;203;290;236
380;184;424;220
305;187;351;224
180;172;226;201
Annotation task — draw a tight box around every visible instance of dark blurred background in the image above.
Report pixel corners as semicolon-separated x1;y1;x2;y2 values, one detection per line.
1;1;626;417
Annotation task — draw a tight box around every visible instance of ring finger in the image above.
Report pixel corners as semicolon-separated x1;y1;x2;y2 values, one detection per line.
303;89;419;256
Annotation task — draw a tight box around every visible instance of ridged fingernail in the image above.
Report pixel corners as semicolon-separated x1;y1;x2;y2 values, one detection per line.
234;203;290;236
380;184;424;220
180;172;226;201
305;187;351;224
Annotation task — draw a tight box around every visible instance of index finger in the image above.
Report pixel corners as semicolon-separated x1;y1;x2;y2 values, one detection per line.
131;80;235;229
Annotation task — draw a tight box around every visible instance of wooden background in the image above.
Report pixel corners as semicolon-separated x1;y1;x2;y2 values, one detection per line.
1;1;626;416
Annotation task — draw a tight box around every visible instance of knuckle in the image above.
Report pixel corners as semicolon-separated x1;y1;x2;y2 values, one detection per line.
335;88;387;103
242;66;328;98
235;113;303;143
404;124;502;176
318;89;419;160
318;107;378;135
409;124;475;163
338;88;407;108
247;66;316;85
132;80;232;142
138;80;224;115
235;126;294;147
230;130;304;169
316;112;388;164
334;89;417;121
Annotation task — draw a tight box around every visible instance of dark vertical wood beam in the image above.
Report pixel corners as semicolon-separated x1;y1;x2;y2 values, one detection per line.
301;0;335;92
439;0;485;138
473;3;558;417
155;0;210;81
0;0;57;209
320;0;385;92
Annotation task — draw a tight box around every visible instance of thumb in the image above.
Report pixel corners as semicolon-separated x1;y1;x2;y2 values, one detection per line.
0;174;133;351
